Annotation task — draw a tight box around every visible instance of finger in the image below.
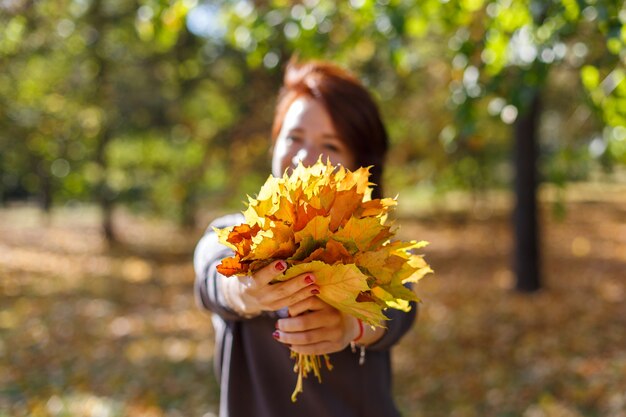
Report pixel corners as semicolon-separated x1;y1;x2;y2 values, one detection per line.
266;271;317;300
277;309;340;333
274;326;340;347
252;260;288;286
262;282;320;311
287;296;327;317
255;272;316;307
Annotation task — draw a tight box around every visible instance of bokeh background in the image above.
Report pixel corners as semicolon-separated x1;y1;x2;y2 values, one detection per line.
1;0;625;416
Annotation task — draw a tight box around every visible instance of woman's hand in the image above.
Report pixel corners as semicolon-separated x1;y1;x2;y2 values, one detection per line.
272;297;362;355
222;260;320;316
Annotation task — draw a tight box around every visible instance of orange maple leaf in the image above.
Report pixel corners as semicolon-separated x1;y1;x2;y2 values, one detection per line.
328;187;363;231
302;239;353;265
216;256;246;276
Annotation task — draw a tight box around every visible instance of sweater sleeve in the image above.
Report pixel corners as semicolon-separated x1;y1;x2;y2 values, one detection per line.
193;214;247;322
366;295;418;352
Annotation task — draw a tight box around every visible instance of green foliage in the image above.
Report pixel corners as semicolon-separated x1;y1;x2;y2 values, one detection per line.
0;0;624;224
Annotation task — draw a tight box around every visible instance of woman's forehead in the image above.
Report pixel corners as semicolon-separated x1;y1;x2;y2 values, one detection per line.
283;96;332;127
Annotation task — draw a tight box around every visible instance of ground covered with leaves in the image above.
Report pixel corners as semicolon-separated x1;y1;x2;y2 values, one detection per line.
1;188;625;417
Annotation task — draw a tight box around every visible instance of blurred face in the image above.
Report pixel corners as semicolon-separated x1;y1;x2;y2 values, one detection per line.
272;96;356;177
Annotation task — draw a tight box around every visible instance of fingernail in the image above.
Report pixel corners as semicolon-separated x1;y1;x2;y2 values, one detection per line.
304;275;315;284
275;261;286;271
311;288;320;295
272;330;280;339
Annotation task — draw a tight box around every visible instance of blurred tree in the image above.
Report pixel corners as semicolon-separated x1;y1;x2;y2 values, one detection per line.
1;0;624;263
424;0;625;291
0;0;276;240
0;1;85;211
212;0;624;291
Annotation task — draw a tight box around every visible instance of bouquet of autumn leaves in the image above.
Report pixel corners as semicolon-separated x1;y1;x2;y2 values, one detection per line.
215;159;432;401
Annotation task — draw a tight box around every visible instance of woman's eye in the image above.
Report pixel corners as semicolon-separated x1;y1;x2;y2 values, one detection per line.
323;143;340;152
286;135;302;144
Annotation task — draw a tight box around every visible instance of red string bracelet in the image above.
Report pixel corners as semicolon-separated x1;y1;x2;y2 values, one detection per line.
353;318;364;343
350;318;366;365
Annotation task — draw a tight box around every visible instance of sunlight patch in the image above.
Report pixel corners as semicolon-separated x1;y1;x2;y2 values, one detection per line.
46;393;124;417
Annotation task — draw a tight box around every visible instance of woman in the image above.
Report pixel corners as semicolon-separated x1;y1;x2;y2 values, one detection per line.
194;59;417;417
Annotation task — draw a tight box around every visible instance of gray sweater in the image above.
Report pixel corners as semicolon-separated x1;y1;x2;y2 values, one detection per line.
194;213;417;417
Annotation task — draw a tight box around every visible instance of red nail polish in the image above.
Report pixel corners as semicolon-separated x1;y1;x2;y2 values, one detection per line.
311;288;320;295
275;261;286;271
304;275;314;284
272;330;280;339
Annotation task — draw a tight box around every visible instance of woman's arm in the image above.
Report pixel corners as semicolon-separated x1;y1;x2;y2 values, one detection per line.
365;301;417;351
193;215;249;321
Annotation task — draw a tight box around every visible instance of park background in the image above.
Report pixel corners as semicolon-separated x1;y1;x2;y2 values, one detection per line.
1;0;625;416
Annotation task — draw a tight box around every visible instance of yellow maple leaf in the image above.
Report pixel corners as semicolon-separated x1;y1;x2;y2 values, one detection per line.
336;165;372;195
247;223;295;261
354;249;394;284
357;197;397;218
294;215;331;243
242;203;264;228
404;254;434;283
315;184;337;212
213;226;237;252
271;196;296;225
333;216;386;252
371;285;414;311
278;261;387;326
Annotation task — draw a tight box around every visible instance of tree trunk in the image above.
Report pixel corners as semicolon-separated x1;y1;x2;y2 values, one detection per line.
100;197;115;242
513;91;542;292
40;167;52;213
89;0;117;244
180;188;197;229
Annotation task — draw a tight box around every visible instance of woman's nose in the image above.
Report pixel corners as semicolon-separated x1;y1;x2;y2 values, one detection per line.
291;148;307;166
291;148;320;167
